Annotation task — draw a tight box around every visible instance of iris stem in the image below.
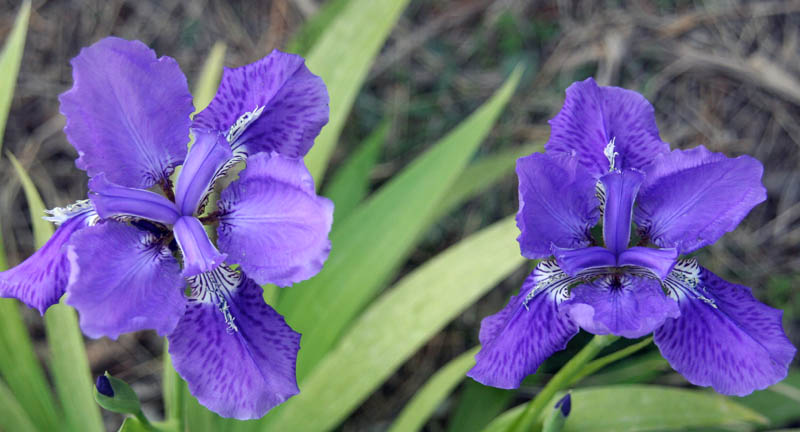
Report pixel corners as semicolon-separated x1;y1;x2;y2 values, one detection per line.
565;336;653;387
507;335;618;432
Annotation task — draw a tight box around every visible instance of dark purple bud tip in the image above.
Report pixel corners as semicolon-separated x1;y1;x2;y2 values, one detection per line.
555;392;571;417
96;375;114;397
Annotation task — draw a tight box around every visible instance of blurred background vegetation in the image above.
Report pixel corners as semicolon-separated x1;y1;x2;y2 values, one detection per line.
0;0;798;430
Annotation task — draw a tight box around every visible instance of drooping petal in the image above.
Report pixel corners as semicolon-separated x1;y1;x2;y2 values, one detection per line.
174;129;232;216
546;78;669;176
0;202;96;314
468;261;579;389
552;246;615;277
217;152;333;286
562;275;680;338
173;216;226;277
59;37;193;188
66;221;185;339
516;152;599;259
635;146;767;254
168;266;300;419
89;174;180;225
654;260;796;396
193;50;329;158
600;169;644;256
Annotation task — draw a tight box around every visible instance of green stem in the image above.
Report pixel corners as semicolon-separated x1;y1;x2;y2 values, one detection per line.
566;337;653;387
508;335;618;432
135;410;153;429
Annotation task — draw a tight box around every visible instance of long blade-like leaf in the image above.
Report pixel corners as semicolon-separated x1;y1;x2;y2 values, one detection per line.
9;154;103;432
265;216;525;431
192;41;226;115
0;378;37;432
322;120;389;223
483;385;767;432
0;0;31;154
303;0;412;181
447;381;515;432
389;347;479;432
279;67;523;380
286;0;351;56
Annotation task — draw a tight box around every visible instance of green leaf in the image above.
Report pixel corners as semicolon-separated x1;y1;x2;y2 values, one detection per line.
389;347;479;432
286;0;351;55
322;120;388;222
483;385;768;432
447;381;515;432
0;0;30;154
433;142;543;221
192;41;226;115
118;417;150;432
279;67;523;380
9;153;103;432
94;373;142;415
264;216;526;431
303;0;412;182
0;378;37;432
734;371;800;427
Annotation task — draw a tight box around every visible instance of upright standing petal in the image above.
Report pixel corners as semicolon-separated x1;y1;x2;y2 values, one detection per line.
654;261;796;396
174;129;232;216
217;152;333;286
168;266;300;419
66;221;186;339
562;275;680;338
173;216;226;277
193;50;329;158
599;169;644;256
468;261;579;389
0;203;95;314
634;146;767;254
516;152;598;259
59;37;193;188
546;78;669;176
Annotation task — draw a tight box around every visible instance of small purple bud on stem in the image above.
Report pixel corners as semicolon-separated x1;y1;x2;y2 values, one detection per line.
555;392;571;417
96;375;114;397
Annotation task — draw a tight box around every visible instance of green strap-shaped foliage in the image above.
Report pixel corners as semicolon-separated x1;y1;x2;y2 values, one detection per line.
303;0;412;182
262;216;525;431
279;67;524;380
9;154;104;432
0;379;37;432
0;0;30;154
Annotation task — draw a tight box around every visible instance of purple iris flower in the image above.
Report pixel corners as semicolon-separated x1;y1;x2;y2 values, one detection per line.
0;37;333;419
468;78;796;396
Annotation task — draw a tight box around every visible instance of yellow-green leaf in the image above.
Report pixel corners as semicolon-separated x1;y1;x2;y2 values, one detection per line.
0;0;30;154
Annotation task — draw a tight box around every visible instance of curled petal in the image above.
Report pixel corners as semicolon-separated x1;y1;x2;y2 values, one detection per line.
0;203;95;314
635;146;767;254
617;246;677;280
654;260;796;396
193;50;329;158
468;261;579;389
599;169;644;256
168;266;300;419
562;275;680;339
217;152;333;286
59;37;193;188
552;246;615;277
546;78;669;176
174;129;232;216
173;216;226;277
66;221;185;339
89;174;180;224
516;152;599;259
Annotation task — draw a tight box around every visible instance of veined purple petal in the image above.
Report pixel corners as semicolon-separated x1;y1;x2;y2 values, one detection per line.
617;246;677;280
193;50;329;158
635;146;767;254
562;275;680;338
516;152;599;259
89;174;180;225
0;202;96;314
173;216;226;277
654;260;796;396
66;221;185;339
217;152;333;286
546;78;670;177
59;37;193;188
552;246;615;277
600;169;644;256
168;266;300;419
468;261;579;389
174;129;232;216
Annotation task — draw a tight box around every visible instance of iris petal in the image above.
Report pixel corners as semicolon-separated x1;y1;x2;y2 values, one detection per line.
599;169;644;256
173;216;226;277
174;129;232;216
89;174;180;224
654;260;796;395
167;266;300;419
59;37;193;188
